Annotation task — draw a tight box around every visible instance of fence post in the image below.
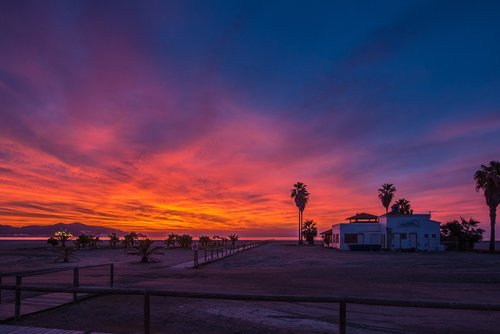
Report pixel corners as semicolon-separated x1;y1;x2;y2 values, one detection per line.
110;264;114;287
193;250;199;268
339;301;346;334
15;275;22;320
144;292;150;334
73;267;79;303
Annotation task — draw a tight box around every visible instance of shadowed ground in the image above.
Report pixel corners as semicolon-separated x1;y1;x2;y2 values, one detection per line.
1;241;499;333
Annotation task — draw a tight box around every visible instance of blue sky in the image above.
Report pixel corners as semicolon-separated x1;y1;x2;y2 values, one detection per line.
0;0;499;236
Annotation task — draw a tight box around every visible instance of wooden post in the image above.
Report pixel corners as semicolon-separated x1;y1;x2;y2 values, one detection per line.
15;275;21;320
339;301;346;334
73;267;79;303
110;264;114;287
144;292;150;334
193;250;199;268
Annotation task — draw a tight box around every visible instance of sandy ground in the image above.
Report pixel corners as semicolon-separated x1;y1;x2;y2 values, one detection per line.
1;240;500;333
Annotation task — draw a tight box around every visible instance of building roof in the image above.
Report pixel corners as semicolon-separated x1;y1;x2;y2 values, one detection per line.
380;213;431;218
319;229;332;235
345;213;379;221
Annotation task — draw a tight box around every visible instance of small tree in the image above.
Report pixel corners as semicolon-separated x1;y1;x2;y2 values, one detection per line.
47;237;59;247
50;230;75;262
53;230;73;248
74;234;91;248
228;234;239;246
165;233;179;248
393;198;412;215
441;217;484;251
122;232;139;248
198;235;211;247
125;238;165;263
302;219;318;245
108;233;120;248
55;247;77;263
178;234;193;248
88;235;100;248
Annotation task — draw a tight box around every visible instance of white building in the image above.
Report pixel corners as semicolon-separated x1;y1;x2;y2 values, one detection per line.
379;213;441;251
321;212;442;251
330;213;386;251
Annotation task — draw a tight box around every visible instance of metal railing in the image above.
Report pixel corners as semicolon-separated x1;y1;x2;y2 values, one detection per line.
0;263;114;309
193;241;270;268
1;284;499;334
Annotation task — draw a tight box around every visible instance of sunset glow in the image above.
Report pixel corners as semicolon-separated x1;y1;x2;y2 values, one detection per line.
1;1;499;237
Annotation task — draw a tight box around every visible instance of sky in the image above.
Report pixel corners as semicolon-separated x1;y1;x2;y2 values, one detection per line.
0;0;499;238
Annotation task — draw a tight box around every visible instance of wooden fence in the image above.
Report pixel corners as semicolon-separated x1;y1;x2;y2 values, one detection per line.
193;241;270;268
0;263;114;313
1;283;499;334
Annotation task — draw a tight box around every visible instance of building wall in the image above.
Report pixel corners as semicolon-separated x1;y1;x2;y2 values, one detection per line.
379;214;441;251
332;223;386;250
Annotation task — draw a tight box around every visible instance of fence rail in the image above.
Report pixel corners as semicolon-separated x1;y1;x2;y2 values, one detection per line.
0;263;114;309
194;241;270;268
1;284;499;334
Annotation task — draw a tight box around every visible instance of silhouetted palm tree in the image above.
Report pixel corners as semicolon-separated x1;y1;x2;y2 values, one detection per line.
474;160;500;252
122;232;139;248
440;217;484;251
291;182;310;245
178;234;193;248
198;235;211;247
108;233;120;248
228;234;239;246
165;233;179;248
394;198;411;215
74;234;91;248
378;184;396;214
125;239;165;263
302;219;318;245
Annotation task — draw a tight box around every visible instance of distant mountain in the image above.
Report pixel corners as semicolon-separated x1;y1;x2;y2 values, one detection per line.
0;222;125;237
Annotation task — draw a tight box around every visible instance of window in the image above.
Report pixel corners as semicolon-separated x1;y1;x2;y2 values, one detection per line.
335;234;339;243
400;233;407;240
432;234;436;238
345;234;358;243
424;234;428;238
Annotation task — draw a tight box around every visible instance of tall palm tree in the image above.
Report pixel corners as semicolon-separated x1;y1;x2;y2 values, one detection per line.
394;198;411;215
291;182;310;245
378;183;396;214
474;160;500;252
